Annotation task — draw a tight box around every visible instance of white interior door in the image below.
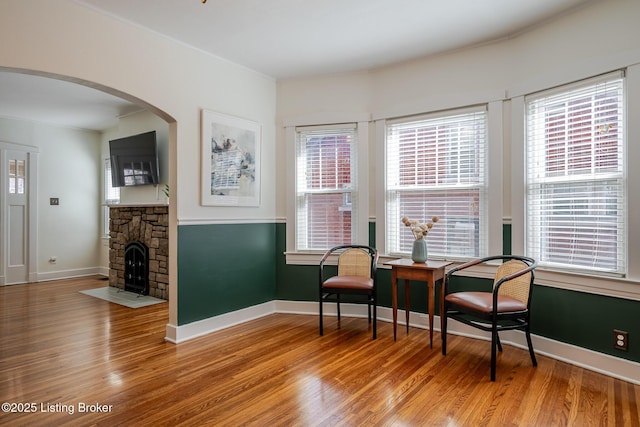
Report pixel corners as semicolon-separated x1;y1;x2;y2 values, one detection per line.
5;150;29;285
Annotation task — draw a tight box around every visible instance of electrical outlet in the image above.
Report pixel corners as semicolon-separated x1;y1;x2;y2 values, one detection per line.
614;329;628;351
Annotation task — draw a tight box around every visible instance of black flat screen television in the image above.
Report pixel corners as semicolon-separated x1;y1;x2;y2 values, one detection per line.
109;131;160;187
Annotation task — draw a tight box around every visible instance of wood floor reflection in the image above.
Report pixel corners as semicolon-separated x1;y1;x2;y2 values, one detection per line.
1;276;639;426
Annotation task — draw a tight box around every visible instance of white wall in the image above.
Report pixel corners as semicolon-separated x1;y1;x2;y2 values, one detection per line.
1;0;277;328
276;72;374;218
0;116;102;280
275;0;640;221
101;110;170;206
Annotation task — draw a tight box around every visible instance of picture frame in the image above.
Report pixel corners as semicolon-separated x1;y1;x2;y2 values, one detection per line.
201;110;261;207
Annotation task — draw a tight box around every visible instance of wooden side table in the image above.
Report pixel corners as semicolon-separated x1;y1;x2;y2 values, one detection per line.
385;259;453;348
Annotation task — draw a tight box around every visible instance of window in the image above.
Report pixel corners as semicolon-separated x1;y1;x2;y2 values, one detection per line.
103;158;120;236
295;125;358;251
525;72;625;275
104;159;120;205
8;159;25;194
385;106;488;259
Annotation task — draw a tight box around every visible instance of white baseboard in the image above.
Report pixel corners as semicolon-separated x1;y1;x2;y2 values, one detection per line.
165;301;277;343
0;269;106;286
166;300;640;385
36;267;105;282
96;266;109;277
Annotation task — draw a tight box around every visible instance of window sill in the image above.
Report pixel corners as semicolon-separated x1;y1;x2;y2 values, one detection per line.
285;252;414;266
442;261;640;302
285;252;640;302
531;268;640;302
285;252;326;266
286;251;466;271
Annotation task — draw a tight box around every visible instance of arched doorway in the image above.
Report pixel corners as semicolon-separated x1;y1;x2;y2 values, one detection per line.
0;68;176;328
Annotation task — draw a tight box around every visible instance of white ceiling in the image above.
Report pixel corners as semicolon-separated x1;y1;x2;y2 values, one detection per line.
1;0;598;131
0;72;143;131
76;0;597;79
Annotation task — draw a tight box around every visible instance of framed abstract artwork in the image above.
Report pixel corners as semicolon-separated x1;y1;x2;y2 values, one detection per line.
201;110;261;207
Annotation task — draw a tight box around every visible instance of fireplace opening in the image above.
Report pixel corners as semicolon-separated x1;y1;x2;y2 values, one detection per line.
124;241;149;296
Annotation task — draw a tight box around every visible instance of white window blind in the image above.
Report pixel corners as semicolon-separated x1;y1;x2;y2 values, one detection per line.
296;125;357;251
386;107;488;258
104;158;120;236
525;72;625;274
104;158;120;205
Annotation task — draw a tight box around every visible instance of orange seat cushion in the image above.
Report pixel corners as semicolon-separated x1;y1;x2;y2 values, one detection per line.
322;275;373;290
445;292;527;313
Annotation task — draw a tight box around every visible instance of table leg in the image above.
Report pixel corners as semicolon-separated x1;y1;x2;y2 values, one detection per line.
428;276;434;349
392;269;398;341
439;278;445;342
404;279;410;335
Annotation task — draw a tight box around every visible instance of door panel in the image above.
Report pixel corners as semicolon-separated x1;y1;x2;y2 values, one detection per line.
9;205;26;266
5;151;29;285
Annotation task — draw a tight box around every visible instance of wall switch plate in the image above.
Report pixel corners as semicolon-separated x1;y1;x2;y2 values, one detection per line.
50;198;59;205
614;329;628;351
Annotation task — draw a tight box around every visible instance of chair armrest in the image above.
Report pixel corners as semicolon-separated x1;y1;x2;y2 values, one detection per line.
445;258;486;278
371;251;379;278
319;250;333;268
443;258;485;296
319;248;334;284
444;255;537;297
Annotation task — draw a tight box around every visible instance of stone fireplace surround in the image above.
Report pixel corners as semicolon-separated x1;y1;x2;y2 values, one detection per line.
109;205;169;300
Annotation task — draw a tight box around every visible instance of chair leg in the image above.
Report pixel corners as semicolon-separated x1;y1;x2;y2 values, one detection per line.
496;332;503;352
319;296;323;336
336;295;341;321
441;308;448;355
490;325;498;381
367;303;371;323
525;324;537;367
372;302;377;339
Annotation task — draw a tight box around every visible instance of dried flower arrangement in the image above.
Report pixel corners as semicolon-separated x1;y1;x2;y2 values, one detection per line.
401;215;440;240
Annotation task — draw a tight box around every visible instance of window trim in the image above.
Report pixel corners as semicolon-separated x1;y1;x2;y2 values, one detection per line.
284;113;370;265
524;71;625;275
376;101;503;261
295;123;358;251
512;66;640;301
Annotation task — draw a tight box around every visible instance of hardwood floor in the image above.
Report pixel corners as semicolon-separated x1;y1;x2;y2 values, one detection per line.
1;276;639;426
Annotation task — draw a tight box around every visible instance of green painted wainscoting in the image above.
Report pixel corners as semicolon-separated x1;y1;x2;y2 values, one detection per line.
275;222;640;363
177;223;276;325
531;285;639;362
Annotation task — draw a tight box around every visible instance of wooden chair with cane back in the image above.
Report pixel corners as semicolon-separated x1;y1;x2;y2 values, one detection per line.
319;245;378;339
441;255;538;381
